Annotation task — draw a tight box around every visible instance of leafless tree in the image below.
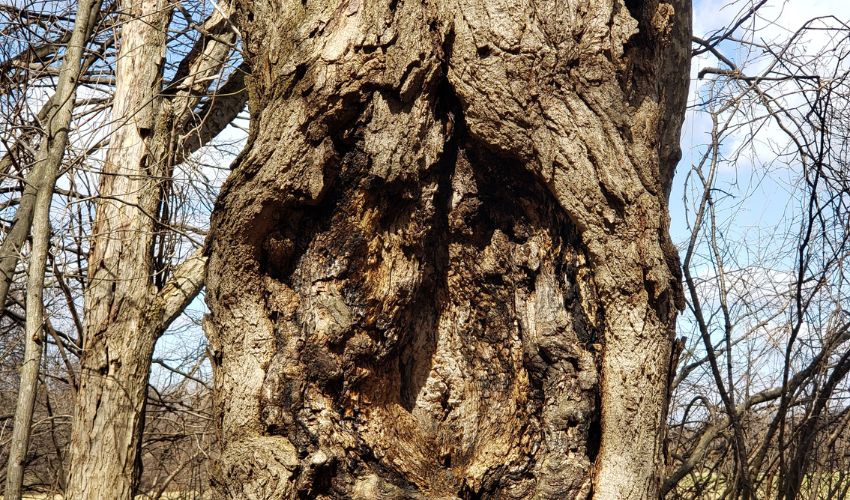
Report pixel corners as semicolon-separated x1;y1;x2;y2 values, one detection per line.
4;0;106;495
664;3;850;498
1;0;246;496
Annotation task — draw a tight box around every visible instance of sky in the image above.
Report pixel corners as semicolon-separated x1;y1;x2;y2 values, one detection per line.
672;0;850;245
670;0;850;392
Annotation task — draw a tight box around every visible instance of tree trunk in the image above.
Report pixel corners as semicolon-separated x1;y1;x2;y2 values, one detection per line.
3;125;55;500
206;1;690;498
64;0;205;496
65;0;234;496
2;0;102;496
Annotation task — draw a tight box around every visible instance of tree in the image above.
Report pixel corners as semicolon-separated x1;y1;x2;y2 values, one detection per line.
205;0;691;498
65;0;238;497
0;0;245;496
663;4;850;497
3;0;104;496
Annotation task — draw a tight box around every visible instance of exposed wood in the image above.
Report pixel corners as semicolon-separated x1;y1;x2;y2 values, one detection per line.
206;0;690;498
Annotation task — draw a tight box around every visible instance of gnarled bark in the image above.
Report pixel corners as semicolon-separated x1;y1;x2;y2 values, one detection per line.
206;1;690;498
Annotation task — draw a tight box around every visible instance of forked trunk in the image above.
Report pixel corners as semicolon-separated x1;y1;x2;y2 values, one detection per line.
65;0;232;495
206;1;690;498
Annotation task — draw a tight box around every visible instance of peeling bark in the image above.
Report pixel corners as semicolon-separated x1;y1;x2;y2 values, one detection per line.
206;1;690;498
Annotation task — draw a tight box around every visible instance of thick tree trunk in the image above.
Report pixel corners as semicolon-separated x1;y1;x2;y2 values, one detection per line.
64;0;208;496
206;1;690;498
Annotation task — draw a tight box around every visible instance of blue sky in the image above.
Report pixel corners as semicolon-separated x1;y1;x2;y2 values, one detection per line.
668;0;850;393
671;0;850;246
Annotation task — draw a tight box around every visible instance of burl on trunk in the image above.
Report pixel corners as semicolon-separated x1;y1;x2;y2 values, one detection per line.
206;1;690;498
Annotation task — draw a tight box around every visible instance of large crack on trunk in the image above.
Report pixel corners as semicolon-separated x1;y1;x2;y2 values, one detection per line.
210;84;599;499
206;1;690;498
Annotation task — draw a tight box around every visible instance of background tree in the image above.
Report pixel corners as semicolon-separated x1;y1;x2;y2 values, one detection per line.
0;0;245;496
663;2;850;497
3;0;106;495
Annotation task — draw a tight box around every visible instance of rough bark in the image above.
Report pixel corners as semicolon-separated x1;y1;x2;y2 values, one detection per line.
65;0;239;496
64;0;207;496
206;1;690;498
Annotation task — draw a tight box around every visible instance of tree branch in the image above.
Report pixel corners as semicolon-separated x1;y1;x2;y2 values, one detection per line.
152;248;207;336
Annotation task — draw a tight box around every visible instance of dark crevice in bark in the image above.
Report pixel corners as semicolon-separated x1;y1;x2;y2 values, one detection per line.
623;0;642;16
283;63;309;99
132;401;148;495
259;166;342;286
264;92;597;497
392;78;459;424
586;407;602;463
215;20;622;494
397;115;454;413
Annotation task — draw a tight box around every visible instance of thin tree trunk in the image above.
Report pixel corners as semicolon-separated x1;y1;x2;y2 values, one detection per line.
2;0;103;496
3;158;54;499
0;0;103;317
206;1;690;498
